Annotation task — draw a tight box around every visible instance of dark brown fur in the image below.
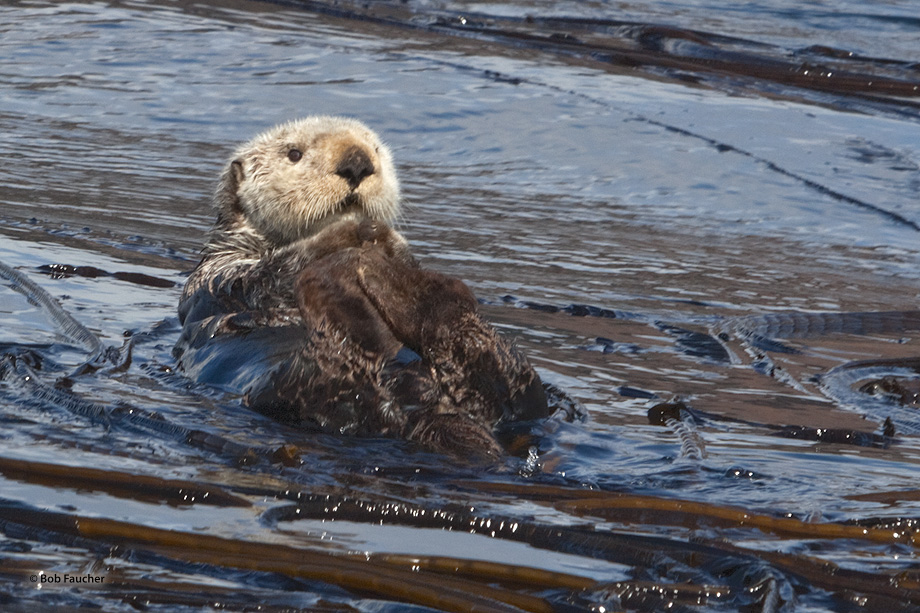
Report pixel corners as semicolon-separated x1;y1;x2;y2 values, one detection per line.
176;218;549;457
174;118;549;458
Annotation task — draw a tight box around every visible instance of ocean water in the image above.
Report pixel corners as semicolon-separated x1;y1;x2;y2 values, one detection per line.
1;1;919;610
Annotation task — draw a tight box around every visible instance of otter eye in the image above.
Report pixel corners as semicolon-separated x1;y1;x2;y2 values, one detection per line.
287;149;303;163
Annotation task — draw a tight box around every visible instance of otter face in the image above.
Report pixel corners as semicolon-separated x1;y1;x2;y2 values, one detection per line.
224;116;400;246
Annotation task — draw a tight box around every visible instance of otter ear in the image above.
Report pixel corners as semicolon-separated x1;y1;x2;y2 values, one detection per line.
230;159;244;187
216;159;246;216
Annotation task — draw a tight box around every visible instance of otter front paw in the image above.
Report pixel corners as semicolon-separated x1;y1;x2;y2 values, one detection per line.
299;218;369;260
297;218;412;265
356;253;478;351
354;218;392;245
296;249;402;358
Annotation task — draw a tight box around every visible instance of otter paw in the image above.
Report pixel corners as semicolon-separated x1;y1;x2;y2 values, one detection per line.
355;218;390;244
301;218;368;258
357;255;478;349
296;250;402;358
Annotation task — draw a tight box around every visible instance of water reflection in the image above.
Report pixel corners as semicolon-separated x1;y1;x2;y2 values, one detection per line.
1;0;920;610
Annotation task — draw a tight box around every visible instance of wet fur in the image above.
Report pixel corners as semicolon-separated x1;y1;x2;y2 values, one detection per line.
175;116;549;458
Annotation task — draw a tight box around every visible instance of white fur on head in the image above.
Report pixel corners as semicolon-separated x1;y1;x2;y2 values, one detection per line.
222;116;400;246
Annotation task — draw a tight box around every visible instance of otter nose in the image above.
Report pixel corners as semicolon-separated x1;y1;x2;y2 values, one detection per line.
335;146;375;190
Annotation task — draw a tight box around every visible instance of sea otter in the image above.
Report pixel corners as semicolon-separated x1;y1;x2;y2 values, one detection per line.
174;116;550;457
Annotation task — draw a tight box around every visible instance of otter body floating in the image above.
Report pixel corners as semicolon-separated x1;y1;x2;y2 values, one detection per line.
174;117;549;457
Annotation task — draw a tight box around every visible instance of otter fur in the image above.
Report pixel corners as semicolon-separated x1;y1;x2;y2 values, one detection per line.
175;116;549;457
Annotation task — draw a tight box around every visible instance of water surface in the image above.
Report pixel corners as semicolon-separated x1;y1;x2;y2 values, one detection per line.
2;0;920;610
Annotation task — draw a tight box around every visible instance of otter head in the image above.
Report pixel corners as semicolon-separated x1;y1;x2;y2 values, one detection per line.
217;116;400;247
